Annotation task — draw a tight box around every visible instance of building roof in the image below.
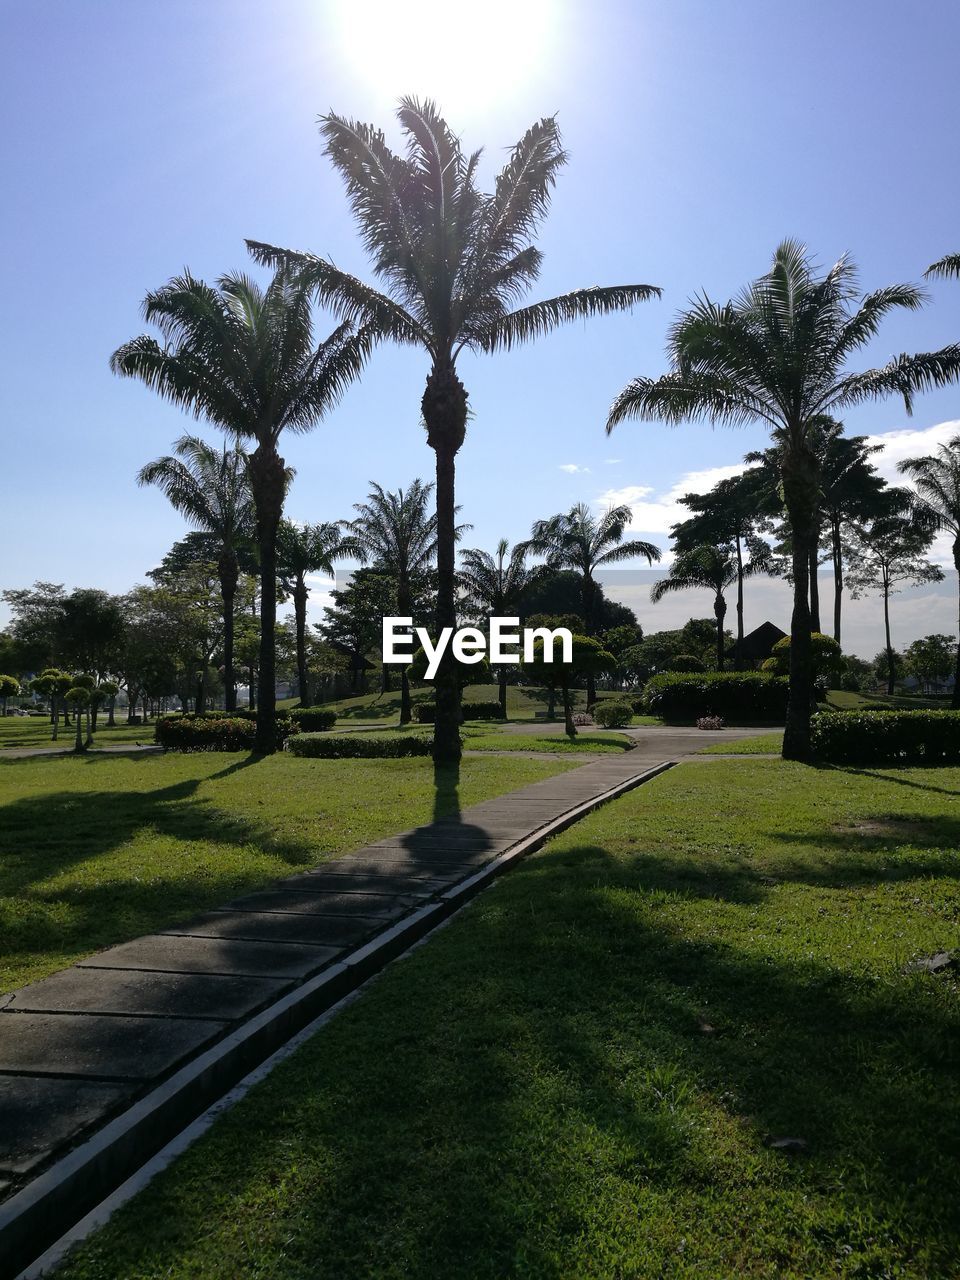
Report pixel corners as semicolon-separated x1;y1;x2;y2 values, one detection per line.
727;620;788;661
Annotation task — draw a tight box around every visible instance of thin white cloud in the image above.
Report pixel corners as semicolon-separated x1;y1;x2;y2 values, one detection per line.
595;463;749;537
559;463;591;474
604;458;622;465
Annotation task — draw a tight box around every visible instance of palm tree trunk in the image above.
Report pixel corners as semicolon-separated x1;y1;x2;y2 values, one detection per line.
249;442;286;755
583;574;597;705
953;540;960;710
734;533;745;670
781;445;819;761
107;697;115;727
498;668;508;717
219;554;239;713
73;705;84;754
562;681;576;738
423;360;467;765
397;581;412;725
831;517;843;645
809;543;821;633
883;567;895;697
294;578;309;708
714;592;726;672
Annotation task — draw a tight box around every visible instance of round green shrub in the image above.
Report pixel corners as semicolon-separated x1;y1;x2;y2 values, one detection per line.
593;700;634;728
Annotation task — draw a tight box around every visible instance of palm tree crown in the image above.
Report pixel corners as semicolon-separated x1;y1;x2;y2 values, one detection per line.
247;98;660;763
606;239;960;759
529;502;661;631
113;268;370;751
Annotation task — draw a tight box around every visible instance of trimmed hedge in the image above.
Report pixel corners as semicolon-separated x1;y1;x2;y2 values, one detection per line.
811;710;960;764
640;672;789;721
414;701;505;724
289;706;338;732
156;716;260;752
286;732;435;758
462;701;506;721
593;700;634;728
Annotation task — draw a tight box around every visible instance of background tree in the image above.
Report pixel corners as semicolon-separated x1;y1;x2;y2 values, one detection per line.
607;239;960;758
29;669;73;739
1;582;65;674
0;675;20;715
348;480;440;722
651;544;750;671
277;519;360;707
98;679;120;727
57;589;125;685
521;633;616;737
906;633;955;693
112;267;370;752
529;502;659;703
320;568;398;694
672;468;773;666
249;98;659;763
458;539;545;714
847;512;944;694
898;434;960;707
137;436;254;711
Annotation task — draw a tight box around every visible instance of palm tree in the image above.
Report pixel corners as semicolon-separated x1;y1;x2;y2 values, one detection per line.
348;479;440;724
248;99;660;763
651;544;749;670
137;435;254;711
277;520;361;708
899;435;960;707
112;268;370;753
458;539;546;715
528;502;660;704
671;469;773;667
606;240;960;759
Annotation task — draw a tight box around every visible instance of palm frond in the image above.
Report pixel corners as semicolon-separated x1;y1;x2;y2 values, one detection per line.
925;254;960;281
477;284;660;354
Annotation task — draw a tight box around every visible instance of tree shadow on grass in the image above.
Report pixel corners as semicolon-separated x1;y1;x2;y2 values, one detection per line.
75;834;960;1278
0;762;321;985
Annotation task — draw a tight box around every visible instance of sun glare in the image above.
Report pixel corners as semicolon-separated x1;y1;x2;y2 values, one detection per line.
332;0;561;114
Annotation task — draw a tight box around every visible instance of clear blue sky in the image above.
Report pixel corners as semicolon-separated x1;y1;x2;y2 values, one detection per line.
3;0;960;647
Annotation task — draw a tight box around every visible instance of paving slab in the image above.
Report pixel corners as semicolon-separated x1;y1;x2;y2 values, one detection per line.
283;874;447;897
0;1078;136;1175
77;935;339;980
163;909;386;947
4;968;289;1021
0;1012;226;1080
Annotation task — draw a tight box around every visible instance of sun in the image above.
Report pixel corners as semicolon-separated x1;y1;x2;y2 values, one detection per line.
331;0;562;115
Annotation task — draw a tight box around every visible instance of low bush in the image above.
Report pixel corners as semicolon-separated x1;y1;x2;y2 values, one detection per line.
593;700;634;728
641;672;789;721
156;716;260;752
414;703;436;723
811;709;960;763
288;706;338;732
461;700;506;721
286;731;435;758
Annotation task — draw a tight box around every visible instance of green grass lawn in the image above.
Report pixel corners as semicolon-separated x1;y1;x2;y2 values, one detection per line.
0;716;154;750
0;751;575;993
700;731;784;754
53;758;960;1279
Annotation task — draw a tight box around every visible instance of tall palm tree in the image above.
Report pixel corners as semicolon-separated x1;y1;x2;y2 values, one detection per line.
606;240;960;759
137;435;253;711
248;99;660;763
651;544;749;670
528;502;660;703
277;520;361;708
458;539;546;714
348;479;441;724
899;435;960;707
112;268;370;752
